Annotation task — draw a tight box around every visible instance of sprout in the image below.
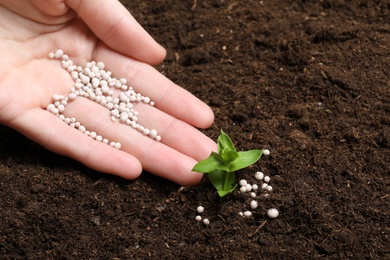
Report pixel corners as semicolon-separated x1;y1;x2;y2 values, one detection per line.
192;130;264;197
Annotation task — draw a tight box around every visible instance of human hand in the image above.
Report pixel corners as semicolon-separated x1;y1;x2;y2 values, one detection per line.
0;0;216;185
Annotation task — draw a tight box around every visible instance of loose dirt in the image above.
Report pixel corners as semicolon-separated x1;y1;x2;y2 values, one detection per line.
1;0;389;258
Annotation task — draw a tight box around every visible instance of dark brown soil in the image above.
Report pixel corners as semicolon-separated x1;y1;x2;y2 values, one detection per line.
1;0;389;258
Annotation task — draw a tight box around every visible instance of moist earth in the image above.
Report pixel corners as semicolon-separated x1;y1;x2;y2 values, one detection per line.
1;0;389;258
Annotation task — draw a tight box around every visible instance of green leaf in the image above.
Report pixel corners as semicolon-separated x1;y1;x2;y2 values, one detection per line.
192;152;229;173
229;150;263;172
217;184;238;197
220;150;239;162
207;170;237;197
217;130;236;156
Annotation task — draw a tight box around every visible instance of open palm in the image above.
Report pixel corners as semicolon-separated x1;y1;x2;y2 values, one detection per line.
0;0;216;185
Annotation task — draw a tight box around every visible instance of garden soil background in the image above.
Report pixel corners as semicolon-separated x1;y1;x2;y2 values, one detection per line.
1;0;389;258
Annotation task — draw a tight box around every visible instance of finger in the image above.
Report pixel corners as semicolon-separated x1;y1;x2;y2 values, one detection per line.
132;102;217;161
11;108;142;179
63;98;206;185
0;0;75;24
94;46;215;129
64;0;166;65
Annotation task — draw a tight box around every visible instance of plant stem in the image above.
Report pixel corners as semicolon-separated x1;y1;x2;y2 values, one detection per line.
223;171;232;191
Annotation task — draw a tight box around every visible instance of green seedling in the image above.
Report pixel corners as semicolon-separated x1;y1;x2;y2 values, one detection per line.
192;130;263;197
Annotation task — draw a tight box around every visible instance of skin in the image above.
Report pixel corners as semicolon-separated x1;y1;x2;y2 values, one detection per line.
0;0;216;185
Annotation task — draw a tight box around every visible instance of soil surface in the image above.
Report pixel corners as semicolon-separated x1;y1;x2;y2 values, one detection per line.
1;0;389;258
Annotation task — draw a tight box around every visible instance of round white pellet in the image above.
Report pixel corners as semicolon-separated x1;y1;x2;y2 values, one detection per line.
155;135;161;142
81;75;90;85
261;183;268;189
67;65;75;72
88;92;96;101
46;103;55;111
95;135;103;142
99;98;107;106
61;60;69;69
267;208;279;218
78;125;86;133
57;104;65;113
266;185;273;192
101;85;110;94
92;78;100;87
263;149;270;156
250;192;256;198
114;142;121;149
239;179;247;186
239;212;244;216
119;78;127;85
114;81;122;89
130;121;137;128
149;129;158;139
54;49;64;59
88;72;96;79
143;128;150;136
101;72;110;80
137;125;144;132
53;94;61;101
83;67;91;75
91;65;99;73
89;132;97;139
111;109;119;117
48;52;55;59
143;96;151;104
255;171;264;180
51;107;59;115
97;61;105;70
250;200;258;210
203;218;210;225
120;113;129;123
68;92;77;100
195;215;202;222
71;71;78;80
99;79;108;86
245;183;252;191
106;102;114;110
243;211;252;217
197;206;204;214
239;186;247;193
264;176;271;183
252;184;259;190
